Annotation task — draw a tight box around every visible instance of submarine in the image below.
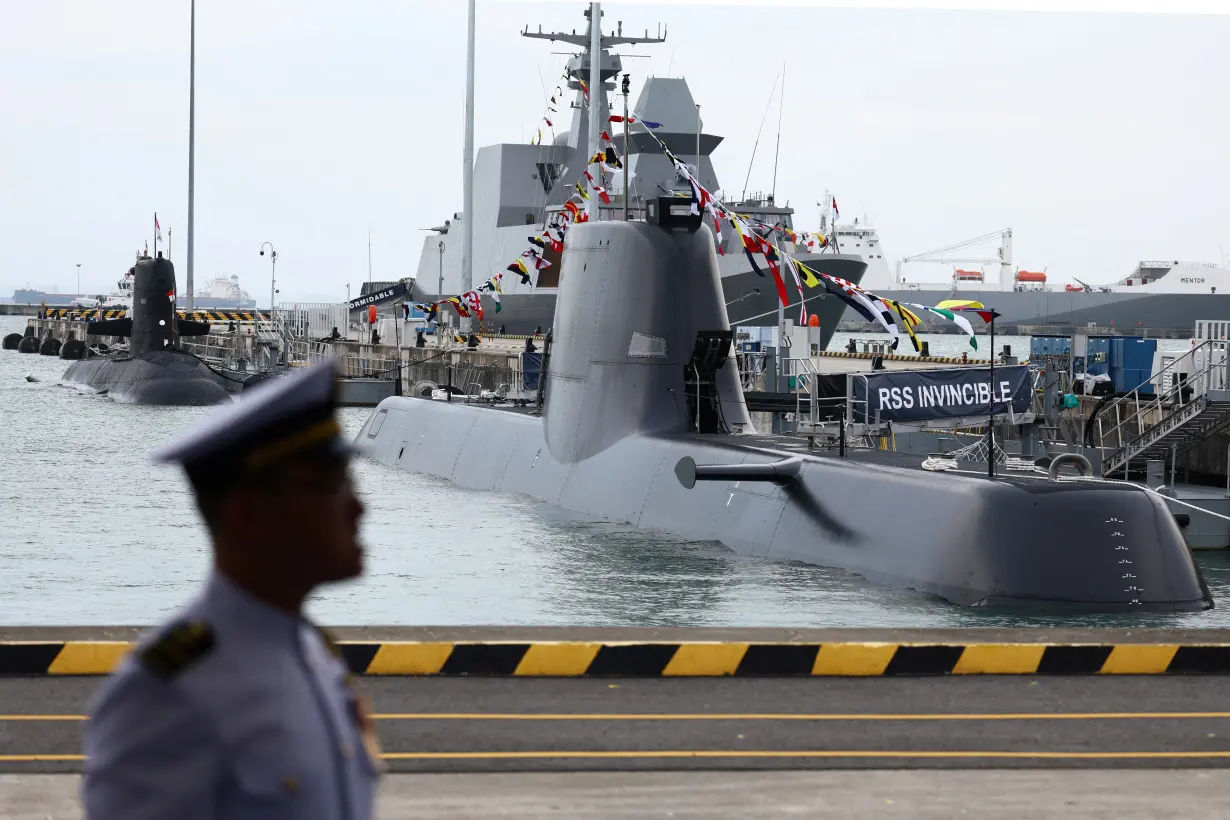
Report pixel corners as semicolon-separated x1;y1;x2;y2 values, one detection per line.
355;197;1212;612
61;253;232;406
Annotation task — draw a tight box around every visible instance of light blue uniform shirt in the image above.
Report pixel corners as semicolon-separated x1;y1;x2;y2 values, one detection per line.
82;573;380;820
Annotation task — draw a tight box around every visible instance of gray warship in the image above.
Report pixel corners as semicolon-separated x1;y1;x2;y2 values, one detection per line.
359;198;1210;612
413;5;867;347
61;254;232;406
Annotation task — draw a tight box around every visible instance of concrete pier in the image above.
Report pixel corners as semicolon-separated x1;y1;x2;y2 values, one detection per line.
5;314;536;405
4;628;1230;816
5;625;1230;678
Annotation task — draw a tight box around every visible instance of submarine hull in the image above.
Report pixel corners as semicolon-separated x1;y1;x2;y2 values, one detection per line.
357;397;1210;612
63;349;231;406
355;209;1210;612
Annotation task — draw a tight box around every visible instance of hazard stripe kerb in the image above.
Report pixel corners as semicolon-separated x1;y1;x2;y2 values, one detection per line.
5;642;1230;677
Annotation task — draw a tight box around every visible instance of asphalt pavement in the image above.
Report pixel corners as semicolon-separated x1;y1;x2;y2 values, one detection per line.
5;675;1230;774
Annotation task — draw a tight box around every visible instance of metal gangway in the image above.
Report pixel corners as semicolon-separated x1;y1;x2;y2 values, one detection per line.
178;315;292;375
1095;335;1230;478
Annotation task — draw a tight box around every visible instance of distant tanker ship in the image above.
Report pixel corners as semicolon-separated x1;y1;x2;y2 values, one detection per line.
13;255;257;311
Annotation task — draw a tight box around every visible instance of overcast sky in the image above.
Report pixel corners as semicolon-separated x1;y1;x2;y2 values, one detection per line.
1;1;1226;302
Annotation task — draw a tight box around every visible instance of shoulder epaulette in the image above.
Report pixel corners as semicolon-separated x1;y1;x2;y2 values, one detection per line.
138;620;216;680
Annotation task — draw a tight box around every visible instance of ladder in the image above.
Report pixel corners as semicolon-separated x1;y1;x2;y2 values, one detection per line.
1097;339;1230;477
1101;395;1230;477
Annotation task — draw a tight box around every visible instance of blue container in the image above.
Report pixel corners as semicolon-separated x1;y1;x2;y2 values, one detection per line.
1086;337;1111;375
1110;338;1156;394
1029;335;1071;358
1122;338;1157;371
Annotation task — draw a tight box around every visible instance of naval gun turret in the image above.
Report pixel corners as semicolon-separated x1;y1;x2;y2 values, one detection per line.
357;197;1210;613
61;254;230;405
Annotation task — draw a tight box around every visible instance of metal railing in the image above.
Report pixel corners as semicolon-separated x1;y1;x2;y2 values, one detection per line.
736;351;769;391
285;340;399;379
1094;339;1230;474
778;356;874;449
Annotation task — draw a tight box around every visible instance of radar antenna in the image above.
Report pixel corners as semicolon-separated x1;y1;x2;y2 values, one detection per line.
521;8;666;49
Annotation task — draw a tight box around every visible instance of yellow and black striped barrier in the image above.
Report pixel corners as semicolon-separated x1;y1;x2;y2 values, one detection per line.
37;309;268;322
820;351;992;365
39;309;128;320
4;641;1230;676
179;310;268;323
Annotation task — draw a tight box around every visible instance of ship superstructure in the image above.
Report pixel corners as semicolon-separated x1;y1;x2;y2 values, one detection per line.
413;5;866;347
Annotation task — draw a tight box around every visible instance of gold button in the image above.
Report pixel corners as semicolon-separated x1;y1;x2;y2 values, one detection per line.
282;776;299;795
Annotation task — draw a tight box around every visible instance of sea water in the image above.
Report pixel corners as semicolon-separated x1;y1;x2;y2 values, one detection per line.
2;315;1225;628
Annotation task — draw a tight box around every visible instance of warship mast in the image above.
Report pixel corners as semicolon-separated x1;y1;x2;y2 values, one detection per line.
521;7;666;210
587;3;602;218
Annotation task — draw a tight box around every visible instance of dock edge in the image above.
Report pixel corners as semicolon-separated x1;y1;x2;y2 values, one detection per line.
4;640;1230;676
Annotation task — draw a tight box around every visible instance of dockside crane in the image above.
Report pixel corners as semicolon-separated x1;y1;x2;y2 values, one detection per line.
895;228;1014;289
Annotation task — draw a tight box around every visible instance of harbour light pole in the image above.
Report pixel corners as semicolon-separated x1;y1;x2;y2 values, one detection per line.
259;242;277;326
76;263;81;296
460;0;476;333
438;240;445;348
186;0;196;310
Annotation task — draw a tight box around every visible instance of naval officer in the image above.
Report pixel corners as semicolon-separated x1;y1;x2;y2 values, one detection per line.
82;361;381;820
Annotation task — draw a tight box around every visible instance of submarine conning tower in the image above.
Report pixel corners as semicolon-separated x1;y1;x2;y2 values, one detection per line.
544;199;754;464
85;254;210;350
128;253;179;353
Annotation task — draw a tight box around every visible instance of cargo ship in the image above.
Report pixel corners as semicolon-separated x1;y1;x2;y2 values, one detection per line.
14;262;256;311
831;220;1230;335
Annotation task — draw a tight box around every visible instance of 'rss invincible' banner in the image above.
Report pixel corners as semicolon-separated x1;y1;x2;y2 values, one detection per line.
852;365;1031;424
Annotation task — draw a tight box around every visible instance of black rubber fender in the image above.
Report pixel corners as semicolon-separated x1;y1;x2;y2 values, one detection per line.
39;338;61;356
17;336;39;353
59;339;87;360
2;333;21;350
